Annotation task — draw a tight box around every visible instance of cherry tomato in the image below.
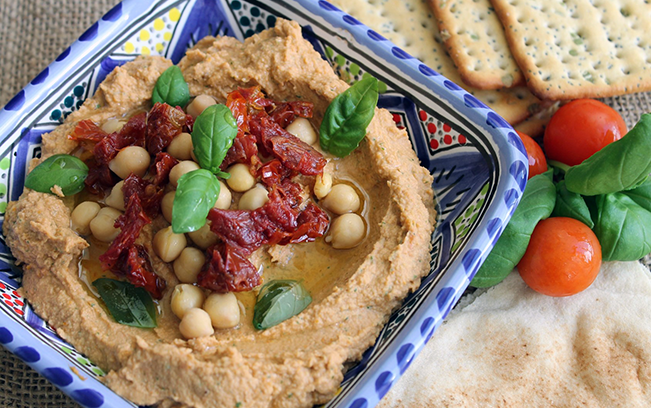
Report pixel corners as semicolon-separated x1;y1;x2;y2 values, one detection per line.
516;131;547;179
543;99;626;166
518;217;601;297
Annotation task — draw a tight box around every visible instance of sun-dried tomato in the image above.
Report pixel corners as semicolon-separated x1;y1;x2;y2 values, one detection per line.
197;243;261;292
238;86;274;111
183;112;195;134
258;159;292;187
201;181;328;292
99;194;150;271
250;113;326;175
207;182;320;253
146;103;188;155
122;174;164;219
149;152;179;186
84;157;117;196
278;178;306;209
227;89;250;133
258;164;305;209
208;209;266;255
69;120;108;151
268;101;313;129
285;203;329;244
114;244;166;299
93;112;147;165
221;133;261;170
259;185;301;234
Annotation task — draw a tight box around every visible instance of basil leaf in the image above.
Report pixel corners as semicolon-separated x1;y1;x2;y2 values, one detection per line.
92;278;157;328
253;280;312;330
565;113;651;196
172;169;220;233
594;193;651;261
24;154;88;196
621;178;651;212
152;66;190;108
319;76;378;157
470;170;556;288
593;192;651;261
191;104;238;174
551;180;594;228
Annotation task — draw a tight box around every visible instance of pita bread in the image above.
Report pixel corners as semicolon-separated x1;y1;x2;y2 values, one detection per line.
378;261;651;407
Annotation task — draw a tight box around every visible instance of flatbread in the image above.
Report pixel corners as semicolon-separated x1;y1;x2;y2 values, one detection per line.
429;0;524;90
328;0;541;124
378;261;651;407
490;0;651;100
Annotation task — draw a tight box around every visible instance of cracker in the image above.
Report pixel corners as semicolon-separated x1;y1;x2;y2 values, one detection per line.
514;101;561;137
328;0;540;124
490;0;651;100
429;0;524;90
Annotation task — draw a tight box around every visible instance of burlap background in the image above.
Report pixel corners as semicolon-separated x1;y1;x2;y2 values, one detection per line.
0;0;650;407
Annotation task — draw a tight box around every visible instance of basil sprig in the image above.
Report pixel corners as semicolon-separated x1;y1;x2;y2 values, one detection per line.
476;114;651;288
24;154;88;196
470;170;556;288
253;280;312;330
92;278;157;328
172;169;220;233
152;66;190;108
320;76;379;157
565;113;651;196
191;104;237;177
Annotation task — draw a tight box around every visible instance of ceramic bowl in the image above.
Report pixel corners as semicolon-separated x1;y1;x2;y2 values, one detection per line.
0;1;527;407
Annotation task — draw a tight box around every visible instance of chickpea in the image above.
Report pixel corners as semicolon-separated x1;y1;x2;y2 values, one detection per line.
104;180;125;211
170;284;205;319
153;226;187;262
109;146;151;179
188;223;218;250
203;292;240;329
167;132;193;160
71;201;101;235
169;160;200;188
101;119;126;134
321;184;361;215
214;181;232;210
314;172;333;200
179;308;214;339
89;207;122;242
226;163;256;192
186;94;217;119
238;185;268;210
173;247;206;283
286;117;317;145
327;213;366;249
161;191;175;223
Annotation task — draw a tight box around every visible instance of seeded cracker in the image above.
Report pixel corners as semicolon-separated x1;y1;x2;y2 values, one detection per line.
328;0;540;124
490;0;651;100
514;102;562;137
430;0;524;90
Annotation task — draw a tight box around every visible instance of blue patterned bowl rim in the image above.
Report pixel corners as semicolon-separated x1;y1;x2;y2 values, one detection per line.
0;1;528;408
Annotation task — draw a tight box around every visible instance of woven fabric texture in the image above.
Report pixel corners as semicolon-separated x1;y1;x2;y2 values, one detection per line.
0;1;650;407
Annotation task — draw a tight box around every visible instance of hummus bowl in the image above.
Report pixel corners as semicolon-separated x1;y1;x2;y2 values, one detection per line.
0;1;527;407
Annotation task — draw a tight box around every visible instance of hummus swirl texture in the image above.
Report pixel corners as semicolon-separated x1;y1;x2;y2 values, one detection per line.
4;20;436;408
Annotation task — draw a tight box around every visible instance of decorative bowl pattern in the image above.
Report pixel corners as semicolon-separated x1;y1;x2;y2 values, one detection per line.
0;1;528;407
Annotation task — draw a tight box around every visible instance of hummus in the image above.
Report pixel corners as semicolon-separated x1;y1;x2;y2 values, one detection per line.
4;20;436;407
